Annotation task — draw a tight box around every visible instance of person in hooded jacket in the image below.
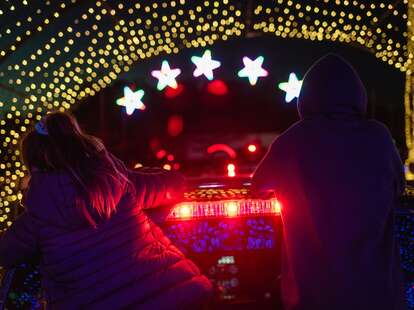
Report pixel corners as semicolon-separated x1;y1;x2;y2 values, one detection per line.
252;54;407;310
0;112;212;309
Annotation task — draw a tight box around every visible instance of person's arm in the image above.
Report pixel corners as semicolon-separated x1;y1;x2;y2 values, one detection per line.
0;212;39;268
0;173;46;268
128;168;186;209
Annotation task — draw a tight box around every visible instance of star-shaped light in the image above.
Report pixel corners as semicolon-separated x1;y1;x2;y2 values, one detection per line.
278;73;303;103
237;56;268;86
116;86;145;115
151;60;181;90
191;50;221;80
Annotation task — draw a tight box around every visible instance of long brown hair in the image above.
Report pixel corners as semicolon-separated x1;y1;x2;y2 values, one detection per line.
21;112;129;227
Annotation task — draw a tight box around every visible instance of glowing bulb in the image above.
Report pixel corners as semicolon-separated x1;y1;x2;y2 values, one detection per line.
191;49;221;80
227;163;236;177
278;73;303;103
225;201;238;217
163;164;172;170
116;86;145;115
248;144;257;152
151;60;181;90
178;203;192;218
237;56;268;86
271;198;282;214
156;149;167;159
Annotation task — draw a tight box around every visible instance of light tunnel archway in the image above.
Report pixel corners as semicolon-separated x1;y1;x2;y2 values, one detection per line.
0;0;412;230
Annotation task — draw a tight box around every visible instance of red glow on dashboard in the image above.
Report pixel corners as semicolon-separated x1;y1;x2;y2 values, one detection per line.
207;80;228;96
168;198;281;220
247;144;257;153
165;83;184;98
207;144;237;159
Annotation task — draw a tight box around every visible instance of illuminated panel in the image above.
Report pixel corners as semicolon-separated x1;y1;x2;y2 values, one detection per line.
167;198;281;220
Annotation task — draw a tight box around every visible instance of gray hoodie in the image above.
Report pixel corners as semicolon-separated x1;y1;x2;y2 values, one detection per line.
252;54;406;310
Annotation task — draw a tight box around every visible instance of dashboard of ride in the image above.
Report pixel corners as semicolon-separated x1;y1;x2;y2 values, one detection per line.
1;169;414;310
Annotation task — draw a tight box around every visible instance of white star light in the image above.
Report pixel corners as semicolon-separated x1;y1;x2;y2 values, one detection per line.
151;60;181;90
278;73;303;103
237;56;268;86
191;50;221;80
116;86;145;115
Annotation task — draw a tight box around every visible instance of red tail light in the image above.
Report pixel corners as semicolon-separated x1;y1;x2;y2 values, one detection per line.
167;198;281;220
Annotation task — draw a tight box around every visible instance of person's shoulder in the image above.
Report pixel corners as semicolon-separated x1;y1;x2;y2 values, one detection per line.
28;170;75;203
364;119;394;141
365;119;391;132
271;120;306;146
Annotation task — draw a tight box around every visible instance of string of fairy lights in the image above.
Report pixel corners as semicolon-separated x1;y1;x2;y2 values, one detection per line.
0;0;411;230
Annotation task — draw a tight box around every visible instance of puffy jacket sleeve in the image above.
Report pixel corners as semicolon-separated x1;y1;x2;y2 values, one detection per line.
128;168;186;209
0;212;39;268
251;140;280;195
0;174;45;268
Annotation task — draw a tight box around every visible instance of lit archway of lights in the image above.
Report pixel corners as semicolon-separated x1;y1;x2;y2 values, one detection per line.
0;0;412;230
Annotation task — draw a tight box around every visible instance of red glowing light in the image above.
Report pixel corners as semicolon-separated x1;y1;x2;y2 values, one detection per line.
156;149;167;159
271;198;282;213
167;114;183;137
247;144;257;153
224;201;238;217
173;163;180;170
167;154;175;161
167;198;281;220
207;144;237;159
207;80;228;96
176;203;192;218
165;83;184;98
227;163;236;177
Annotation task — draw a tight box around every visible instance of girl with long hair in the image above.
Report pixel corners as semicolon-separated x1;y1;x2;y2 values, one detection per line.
0;112;212;309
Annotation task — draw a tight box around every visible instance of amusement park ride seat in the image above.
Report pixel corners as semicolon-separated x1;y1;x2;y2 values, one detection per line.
0;180;413;310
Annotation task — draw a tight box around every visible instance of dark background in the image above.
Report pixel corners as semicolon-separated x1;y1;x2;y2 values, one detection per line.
72;36;406;170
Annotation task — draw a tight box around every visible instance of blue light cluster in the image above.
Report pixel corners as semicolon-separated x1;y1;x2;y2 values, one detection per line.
165;218;276;254
5;263;42;309
407;280;414;310
395;210;414;310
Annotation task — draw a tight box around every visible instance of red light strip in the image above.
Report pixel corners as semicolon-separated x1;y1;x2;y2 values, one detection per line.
167;198;281;220
207;144;237;159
